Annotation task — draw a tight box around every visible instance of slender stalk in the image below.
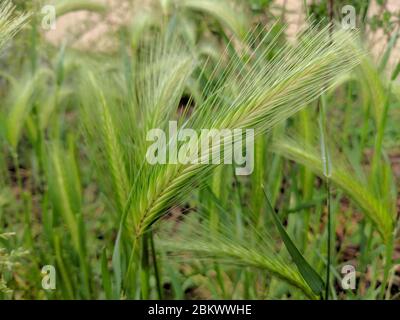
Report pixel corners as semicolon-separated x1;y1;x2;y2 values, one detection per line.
318;94;332;300
325;179;331;300
140;233;150;299
380;233;394;299
124;234;141;297
150;231;163;299
299;109;314;251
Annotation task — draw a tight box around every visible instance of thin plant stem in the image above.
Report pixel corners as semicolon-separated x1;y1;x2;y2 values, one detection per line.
318;93;332;300
150;230;163;299
140;233;150;299
380;234;394;299
325;179;331;300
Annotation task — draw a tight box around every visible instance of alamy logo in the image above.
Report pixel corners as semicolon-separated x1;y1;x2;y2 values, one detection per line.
41;265;56;290
41;5;56;30
341;5;356;30
341;264;356;290
146;121;254;175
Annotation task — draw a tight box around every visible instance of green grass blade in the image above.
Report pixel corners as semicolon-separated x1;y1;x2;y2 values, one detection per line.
262;186;325;297
101;247;113;300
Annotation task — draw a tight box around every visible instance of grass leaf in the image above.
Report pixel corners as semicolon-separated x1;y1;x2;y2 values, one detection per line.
262;186;325;297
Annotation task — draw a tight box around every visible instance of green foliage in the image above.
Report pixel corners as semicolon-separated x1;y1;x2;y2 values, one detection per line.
0;233;28;297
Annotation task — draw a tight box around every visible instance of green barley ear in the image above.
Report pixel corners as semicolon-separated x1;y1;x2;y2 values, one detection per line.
159;213;318;299
129;25;362;240
0;1;29;51
5;70;49;149
81;25;363;290
272;137;394;244
46;139;92;297
83;73;130;214
0;1;30;149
